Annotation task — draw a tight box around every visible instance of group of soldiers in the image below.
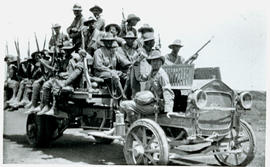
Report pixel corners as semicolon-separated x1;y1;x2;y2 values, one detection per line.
4;3;199;121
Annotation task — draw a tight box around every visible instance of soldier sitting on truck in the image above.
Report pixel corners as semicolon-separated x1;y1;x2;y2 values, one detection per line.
36;49;91;116
120;50;175;123
93;33;127;99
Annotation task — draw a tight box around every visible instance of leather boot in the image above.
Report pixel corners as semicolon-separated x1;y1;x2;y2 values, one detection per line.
9;81;25;107
6;81;20;104
37;87;51;115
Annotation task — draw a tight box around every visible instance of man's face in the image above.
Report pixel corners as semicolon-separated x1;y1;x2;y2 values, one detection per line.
109;26;118;36
129;19;139;26
54;27;61;34
85;21;96;30
150;59;163;71
144;40;155;50
125;38;135;47
91;9;100;17
103;40;114;48
171;45;181;53
73;10;81;17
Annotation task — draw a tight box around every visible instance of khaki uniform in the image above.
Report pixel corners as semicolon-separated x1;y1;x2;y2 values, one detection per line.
164;53;185;65
120;67;174;119
49;33;69;49
95;16;105;31
67;14;85;45
83;28;104;55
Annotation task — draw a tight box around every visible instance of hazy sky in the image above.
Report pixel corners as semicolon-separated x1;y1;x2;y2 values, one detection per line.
0;0;268;90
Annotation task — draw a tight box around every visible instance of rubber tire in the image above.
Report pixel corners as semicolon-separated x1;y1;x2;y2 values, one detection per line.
26;114;58;147
124;119;169;165
214;119;256;166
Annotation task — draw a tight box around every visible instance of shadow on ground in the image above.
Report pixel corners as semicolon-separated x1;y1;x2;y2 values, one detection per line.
3;134;218;166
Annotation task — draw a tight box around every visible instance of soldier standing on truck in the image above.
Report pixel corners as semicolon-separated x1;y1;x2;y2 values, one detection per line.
89;5;105;31
67;3;85;48
82;16;104;55
120;14;141;37
164;39;185;65
49;23;69;51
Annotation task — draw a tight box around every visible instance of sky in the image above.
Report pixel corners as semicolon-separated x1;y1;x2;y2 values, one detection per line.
0;0;268;91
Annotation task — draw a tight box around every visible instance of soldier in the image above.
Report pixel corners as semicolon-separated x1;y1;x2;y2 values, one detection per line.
49;23;70;50
164;39;185;65
120;14;140;37
115;31;139;99
136;23;154;49
82;16;104;55
105;23;125;46
120;50;175;123
93;33;126;99
37;50;90;116
67;3;85;47
89;5;105;31
4;55;19;107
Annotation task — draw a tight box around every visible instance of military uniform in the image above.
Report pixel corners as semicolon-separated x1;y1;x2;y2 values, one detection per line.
120;50;174;122
83;28;104;55
164;53;185;65
49;33;69;49
89;5;105;31
120;14;141;37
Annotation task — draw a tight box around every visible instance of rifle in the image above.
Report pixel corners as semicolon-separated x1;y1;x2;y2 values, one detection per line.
14;39;21;69
121;8;127;34
27;40;30;59
185;36;214;64
34;32;40;52
81;30;92;91
43;35;47;50
5;41;9;56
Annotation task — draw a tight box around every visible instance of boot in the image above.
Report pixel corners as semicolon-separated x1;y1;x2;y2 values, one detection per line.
6;81;19;104
45;96;57;116
25;80;42;109
37;87;51;115
15;85;31;108
9;81;25;107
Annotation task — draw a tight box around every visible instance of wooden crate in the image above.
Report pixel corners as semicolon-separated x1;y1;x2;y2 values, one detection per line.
163;64;194;89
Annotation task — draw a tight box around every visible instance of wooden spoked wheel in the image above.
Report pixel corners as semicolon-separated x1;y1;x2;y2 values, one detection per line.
124;119;169;165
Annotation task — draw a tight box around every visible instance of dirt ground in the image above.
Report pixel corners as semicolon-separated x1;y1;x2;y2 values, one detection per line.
2;91;266;166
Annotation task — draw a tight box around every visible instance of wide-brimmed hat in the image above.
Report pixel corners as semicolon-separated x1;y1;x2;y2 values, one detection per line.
89;5;103;13
4;54;17;63
62;41;74;50
83;16;97;25
101;32;116;41
168;39;183;49
127;14;141;22
105;23;121;35
52;23;61;29
146;50;165;64
143;32;155;42
138;24;154;33
73;4;82;11
123;31;137;40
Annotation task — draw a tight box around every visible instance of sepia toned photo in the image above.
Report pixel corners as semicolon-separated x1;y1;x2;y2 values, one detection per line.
1;0;268;166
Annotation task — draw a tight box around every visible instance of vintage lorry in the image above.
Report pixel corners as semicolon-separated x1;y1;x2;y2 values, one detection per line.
25;58;255;166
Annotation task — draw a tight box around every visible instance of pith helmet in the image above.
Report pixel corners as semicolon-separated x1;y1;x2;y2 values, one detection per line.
105;23;121;35
89;5;103;13
123;31;137;39
73;4;82;11
83;16;97;25
168;39;183;49
5;54;17;63
101;32;116;41
138;24;154;33
127;14;141;22
52;23;61;29
146;50;165;64
143;32;155;42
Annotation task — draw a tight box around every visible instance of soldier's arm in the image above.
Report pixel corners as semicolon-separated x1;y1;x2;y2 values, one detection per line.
93;50;111;72
160;72;175;113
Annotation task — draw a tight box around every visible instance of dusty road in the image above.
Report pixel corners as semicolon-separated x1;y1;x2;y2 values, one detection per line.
3;97;266;166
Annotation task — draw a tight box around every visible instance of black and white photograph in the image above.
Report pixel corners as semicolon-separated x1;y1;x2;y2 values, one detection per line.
1;0;268;166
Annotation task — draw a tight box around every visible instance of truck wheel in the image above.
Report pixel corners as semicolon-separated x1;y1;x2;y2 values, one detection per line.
26;114;57;147
95;137;114;144
124;119;169;165
214;119;256;166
